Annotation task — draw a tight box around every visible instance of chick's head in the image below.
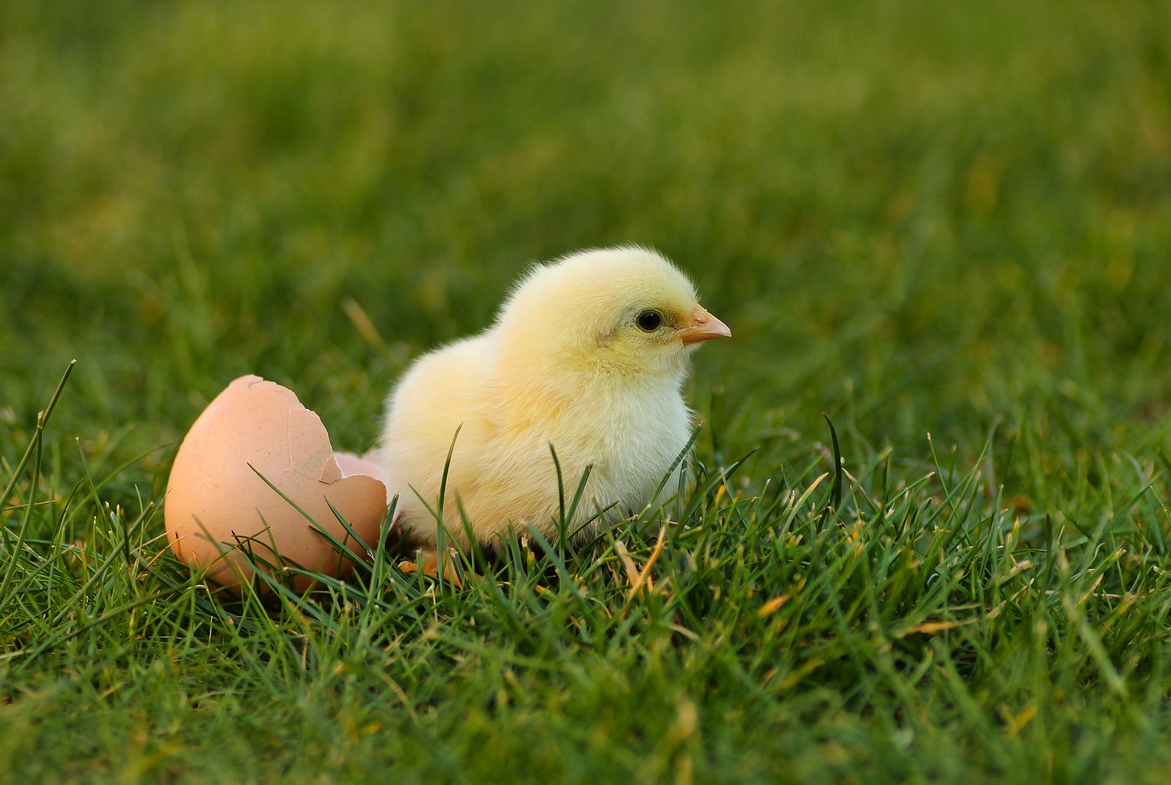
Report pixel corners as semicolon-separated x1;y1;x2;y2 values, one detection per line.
495;246;730;384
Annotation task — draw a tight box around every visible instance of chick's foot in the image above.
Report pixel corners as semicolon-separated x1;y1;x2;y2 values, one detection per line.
398;547;464;587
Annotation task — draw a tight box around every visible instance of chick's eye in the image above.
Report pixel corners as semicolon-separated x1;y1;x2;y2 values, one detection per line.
636;310;663;332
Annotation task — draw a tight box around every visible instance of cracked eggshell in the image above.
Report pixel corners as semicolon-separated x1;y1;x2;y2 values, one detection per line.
165;375;390;593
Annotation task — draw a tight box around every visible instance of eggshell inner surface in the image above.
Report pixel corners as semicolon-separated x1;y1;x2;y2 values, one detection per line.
334;448;387;490
165;375;389;593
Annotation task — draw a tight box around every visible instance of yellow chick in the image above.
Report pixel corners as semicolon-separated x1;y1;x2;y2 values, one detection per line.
380;246;730;552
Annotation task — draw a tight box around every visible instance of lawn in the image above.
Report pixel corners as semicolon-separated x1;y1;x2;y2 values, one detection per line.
3;1;1171;782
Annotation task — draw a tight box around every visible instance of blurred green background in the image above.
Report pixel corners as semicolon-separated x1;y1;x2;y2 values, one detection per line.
4;0;1170;476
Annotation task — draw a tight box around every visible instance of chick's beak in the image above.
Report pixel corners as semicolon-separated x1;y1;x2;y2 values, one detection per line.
679;305;732;345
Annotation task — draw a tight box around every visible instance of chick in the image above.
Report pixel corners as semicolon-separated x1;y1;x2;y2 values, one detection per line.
380;246;730;552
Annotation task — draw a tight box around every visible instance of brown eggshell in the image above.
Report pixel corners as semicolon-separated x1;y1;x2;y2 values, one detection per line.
165;375;389;593
333;448;386;488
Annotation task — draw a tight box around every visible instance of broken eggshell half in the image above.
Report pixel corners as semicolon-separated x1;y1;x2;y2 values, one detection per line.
165;375;390;593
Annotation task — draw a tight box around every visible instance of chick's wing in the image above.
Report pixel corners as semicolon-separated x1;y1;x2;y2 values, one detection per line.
382;335;497;512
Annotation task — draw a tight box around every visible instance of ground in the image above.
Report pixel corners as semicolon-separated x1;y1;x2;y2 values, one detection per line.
3;1;1171;783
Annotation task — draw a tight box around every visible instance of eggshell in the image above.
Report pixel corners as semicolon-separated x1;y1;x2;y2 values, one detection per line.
165;375;390;593
333;448;386;487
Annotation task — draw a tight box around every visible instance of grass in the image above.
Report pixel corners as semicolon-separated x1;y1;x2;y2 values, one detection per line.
3;0;1171;782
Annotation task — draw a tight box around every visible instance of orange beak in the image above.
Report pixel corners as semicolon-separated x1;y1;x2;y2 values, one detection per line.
679;305;732;345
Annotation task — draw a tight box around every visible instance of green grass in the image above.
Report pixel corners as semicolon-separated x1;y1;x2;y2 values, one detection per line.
4;0;1171;782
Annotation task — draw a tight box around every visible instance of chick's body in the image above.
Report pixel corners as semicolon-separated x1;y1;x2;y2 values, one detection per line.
381;247;729;550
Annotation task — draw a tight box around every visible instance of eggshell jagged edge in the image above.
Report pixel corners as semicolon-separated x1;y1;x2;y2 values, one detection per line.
165;375;391;594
